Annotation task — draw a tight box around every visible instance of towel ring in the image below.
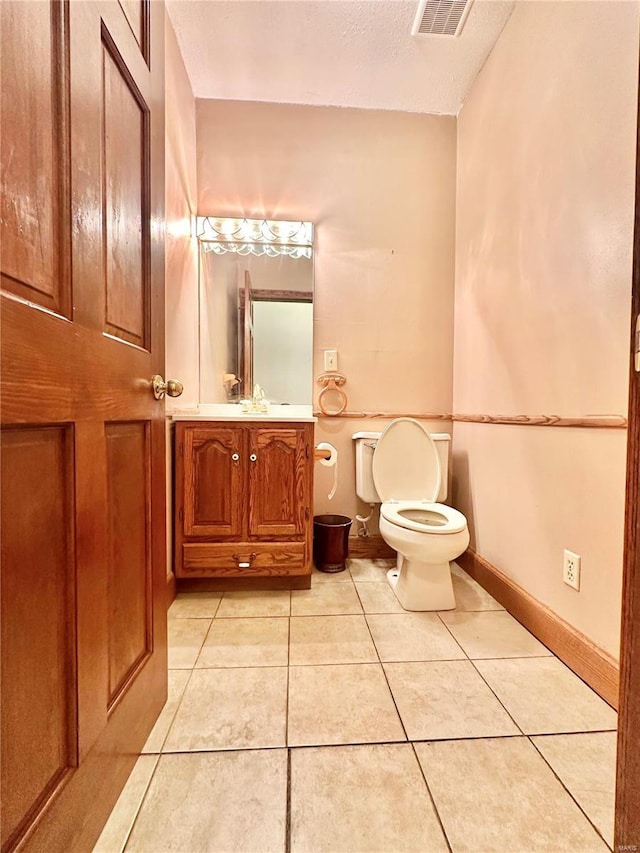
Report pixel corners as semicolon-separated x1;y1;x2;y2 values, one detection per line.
317;372;348;416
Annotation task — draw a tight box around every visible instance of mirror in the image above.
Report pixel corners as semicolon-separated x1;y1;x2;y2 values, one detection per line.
198;218;314;405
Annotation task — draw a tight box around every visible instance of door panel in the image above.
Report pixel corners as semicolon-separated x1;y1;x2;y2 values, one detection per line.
248;428;308;538
0;1;166;850
183;426;243;539
103;39;149;348
106;421;151;708
0;0;71;316
118;0;148;58
0;427;76;851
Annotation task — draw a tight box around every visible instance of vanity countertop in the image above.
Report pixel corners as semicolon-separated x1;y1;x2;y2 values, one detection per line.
170;403;317;423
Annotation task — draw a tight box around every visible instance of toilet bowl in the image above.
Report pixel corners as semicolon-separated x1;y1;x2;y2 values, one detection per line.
353;419;469;611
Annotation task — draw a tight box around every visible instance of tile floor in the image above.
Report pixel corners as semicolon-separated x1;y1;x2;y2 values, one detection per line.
94;559;618;853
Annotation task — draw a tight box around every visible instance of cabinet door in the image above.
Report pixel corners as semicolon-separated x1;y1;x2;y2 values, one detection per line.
248;427;309;538
183;426;243;538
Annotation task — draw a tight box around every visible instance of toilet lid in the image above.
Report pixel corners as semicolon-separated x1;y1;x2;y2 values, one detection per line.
372;418;441;502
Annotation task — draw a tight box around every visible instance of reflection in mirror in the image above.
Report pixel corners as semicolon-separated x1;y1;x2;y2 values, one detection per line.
197;217;314;405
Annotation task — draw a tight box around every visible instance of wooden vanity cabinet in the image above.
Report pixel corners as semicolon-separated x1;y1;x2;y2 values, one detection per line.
174;421;314;587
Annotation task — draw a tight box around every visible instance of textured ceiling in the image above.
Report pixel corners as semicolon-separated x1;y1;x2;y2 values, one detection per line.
166;0;515;116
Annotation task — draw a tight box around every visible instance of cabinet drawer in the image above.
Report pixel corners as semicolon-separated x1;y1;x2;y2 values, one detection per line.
180;541;306;577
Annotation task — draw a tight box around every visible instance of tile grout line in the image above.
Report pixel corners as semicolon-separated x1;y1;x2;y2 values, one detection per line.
372;606;515;741
213;593;222;618
530;727;618;736
285;748;292;853
410;742;453;853
527;734;614;851
155;666;196;755
155;732;541;758
434;610;473;660
285;613;291;748
460;653;554;661
467;656;616;739
112;644;213;853
465;656;526;735
356;584;410;743
118;753;160;852
168;616;213;670
192;616;217;670
153;727;618;757
433;610;533;736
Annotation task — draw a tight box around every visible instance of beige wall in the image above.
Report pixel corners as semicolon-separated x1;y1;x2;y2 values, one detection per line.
200;250;238;403
197;100;457;525
453;0;638;657
165;13;199;410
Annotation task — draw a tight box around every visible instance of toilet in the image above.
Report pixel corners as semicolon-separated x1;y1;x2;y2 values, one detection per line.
353;419;469;611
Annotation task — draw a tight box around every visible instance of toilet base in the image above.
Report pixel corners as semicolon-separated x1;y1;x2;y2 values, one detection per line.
387;559;456;611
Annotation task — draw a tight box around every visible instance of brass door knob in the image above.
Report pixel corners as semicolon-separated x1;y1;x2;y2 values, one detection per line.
151;375;184;400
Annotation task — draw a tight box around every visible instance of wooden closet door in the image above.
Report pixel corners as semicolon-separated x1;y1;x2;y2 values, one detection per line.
0;2;167;850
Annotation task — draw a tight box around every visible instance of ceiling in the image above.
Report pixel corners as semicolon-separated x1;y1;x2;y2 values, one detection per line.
166;0;515;116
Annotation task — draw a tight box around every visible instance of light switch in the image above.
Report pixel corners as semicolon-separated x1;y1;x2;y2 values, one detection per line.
324;349;338;371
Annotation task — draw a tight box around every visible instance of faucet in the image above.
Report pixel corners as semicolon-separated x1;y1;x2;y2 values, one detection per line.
242;383;269;413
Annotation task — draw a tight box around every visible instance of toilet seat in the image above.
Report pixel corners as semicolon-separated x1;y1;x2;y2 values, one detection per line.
380;501;467;535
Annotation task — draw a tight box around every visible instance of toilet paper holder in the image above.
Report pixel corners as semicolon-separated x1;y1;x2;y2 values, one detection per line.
314;440;339;500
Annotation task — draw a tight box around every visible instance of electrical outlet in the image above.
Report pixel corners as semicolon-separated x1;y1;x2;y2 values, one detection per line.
563;549;581;590
324;349;338;372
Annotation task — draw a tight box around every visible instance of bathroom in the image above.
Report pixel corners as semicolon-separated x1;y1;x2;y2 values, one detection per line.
2;0;639;850
159;0;636;848
165;0;633;683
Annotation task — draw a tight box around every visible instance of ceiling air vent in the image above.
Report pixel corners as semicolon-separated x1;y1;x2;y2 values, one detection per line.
411;0;474;37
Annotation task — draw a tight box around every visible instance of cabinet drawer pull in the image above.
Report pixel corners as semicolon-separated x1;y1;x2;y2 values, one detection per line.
231;453;240;462
232;552;257;568
249;453;257;462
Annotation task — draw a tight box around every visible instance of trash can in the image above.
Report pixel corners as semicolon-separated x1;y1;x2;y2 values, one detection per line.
313;514;352;573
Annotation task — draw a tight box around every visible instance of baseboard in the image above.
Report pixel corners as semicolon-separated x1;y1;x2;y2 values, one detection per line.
457;549;619;709
348;535;396;560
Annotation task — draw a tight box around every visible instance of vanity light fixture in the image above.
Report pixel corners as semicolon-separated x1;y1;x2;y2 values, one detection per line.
196;216;313;259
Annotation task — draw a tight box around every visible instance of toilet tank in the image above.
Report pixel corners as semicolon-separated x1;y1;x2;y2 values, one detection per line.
352;430;451;503
430;433;451;503
353;431;381;503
